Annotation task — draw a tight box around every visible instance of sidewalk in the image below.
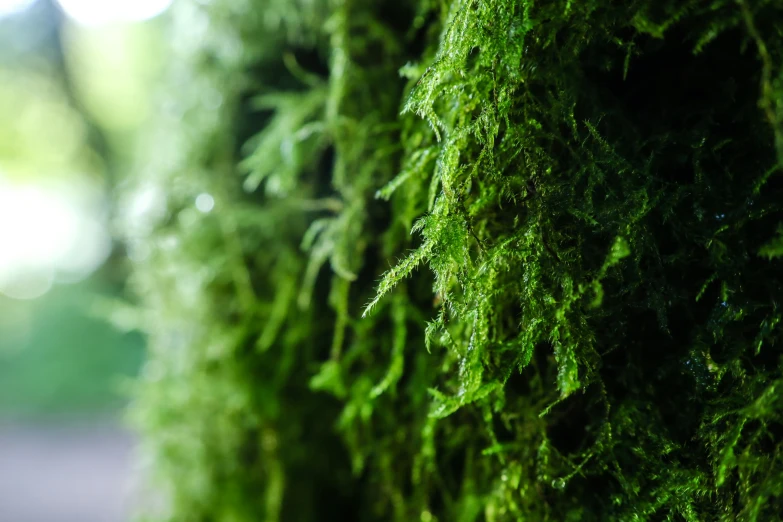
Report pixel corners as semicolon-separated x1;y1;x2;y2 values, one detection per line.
0;422;135;522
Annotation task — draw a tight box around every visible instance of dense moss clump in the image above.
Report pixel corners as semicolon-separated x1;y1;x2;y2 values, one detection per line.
122;0;783;520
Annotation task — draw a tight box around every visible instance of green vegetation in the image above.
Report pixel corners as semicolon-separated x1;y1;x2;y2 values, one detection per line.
125;0;783;520
0;277;144;418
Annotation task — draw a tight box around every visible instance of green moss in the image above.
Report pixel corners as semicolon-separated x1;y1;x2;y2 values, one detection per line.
125;0;783;520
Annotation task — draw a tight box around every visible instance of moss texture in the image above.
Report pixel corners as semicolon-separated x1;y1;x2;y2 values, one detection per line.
124;0;783;520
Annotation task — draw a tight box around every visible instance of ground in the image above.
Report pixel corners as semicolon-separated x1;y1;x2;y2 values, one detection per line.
0;421;136;522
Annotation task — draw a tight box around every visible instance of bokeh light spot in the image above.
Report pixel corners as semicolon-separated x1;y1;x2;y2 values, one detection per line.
195;193;215;213
56;0;173;26
0;180;110;300
0;0;37;19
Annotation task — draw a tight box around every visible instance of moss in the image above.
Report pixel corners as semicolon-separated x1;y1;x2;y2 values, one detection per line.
125;0;783;520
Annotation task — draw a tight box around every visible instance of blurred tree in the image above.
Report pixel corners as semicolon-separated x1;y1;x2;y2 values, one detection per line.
0;0;145;417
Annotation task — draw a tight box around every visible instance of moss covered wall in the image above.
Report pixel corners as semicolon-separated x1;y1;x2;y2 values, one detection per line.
124;0;783;520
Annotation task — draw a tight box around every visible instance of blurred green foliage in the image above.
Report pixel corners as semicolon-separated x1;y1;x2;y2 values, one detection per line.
125;0;783;521
0;2;153;419
0;275;144;417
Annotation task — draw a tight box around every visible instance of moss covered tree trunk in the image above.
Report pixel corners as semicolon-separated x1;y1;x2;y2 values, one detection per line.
123;0;783;520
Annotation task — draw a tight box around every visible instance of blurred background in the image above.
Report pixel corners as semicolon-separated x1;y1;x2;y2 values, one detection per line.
0;0;171;520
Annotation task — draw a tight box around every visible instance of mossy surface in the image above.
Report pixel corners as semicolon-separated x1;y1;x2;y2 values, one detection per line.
124;1;783;520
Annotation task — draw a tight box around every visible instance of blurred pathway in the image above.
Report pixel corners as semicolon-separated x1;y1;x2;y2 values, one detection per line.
0;422;135;522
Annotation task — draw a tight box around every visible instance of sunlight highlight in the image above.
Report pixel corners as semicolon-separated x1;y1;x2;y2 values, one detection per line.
56;0;173;26
0;180;110;300
0;0;36;18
